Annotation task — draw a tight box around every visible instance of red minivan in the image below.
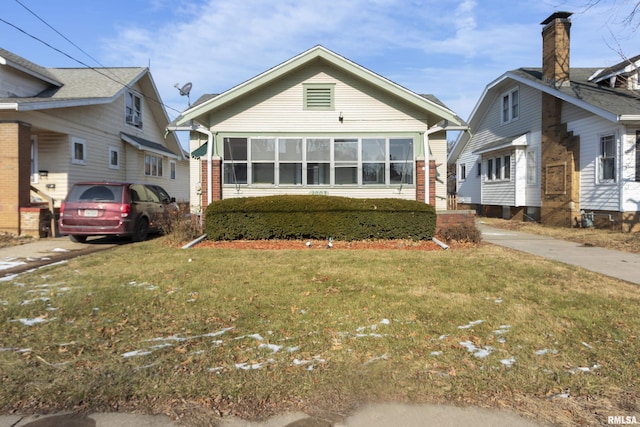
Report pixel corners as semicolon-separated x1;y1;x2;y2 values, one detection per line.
58;182;176;243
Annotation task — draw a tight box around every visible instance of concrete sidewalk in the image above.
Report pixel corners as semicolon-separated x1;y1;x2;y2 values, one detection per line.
477;221;640;285
0;403;544;427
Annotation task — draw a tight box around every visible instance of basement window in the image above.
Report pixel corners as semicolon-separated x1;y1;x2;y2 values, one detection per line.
304;83;334;110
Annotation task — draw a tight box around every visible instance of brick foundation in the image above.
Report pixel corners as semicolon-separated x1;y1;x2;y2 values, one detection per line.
436;210;476;231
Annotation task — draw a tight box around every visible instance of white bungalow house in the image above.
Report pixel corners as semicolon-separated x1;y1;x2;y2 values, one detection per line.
0;48;189;237
449;12;640;231
167;45;467;220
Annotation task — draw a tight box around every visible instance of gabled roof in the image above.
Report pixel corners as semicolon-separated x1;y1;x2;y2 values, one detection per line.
172;45;464;128
0;65;148;111
0;47;62;86
121;132;181;160
448;63;640;162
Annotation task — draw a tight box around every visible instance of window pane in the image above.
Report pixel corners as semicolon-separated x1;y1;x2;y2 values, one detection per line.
223;138;248;161
110;150;118;166
335;166;357;184
307;163;330;185
389;139;413;161
391;162;413;184
511;90;519;119
487;159;493;180
307;139;330;161
74;142;84;160
362;138;385;161
504;155;511;179
279;138;302;161
251;138;275;161
252;163;274;184
334;139;358;161
280;163;302;185
526;151;536;184
158;158;163;177
145;155;151;175
224;163;247;184
362;163;384;184
495;157;501;179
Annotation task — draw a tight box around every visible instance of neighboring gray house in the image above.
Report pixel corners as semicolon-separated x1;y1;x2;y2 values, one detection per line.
168;46;467;217
449;12;640;231
0;48;189;236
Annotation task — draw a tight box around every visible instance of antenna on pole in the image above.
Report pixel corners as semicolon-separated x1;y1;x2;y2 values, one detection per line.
174;82;192;107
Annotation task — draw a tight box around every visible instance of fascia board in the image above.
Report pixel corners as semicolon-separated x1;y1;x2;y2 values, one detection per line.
177;46;463;127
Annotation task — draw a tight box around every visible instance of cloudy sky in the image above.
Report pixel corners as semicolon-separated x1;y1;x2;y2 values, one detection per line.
2;0;639;126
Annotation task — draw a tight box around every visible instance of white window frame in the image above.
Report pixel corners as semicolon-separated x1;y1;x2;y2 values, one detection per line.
144;153;163;177
459;163;466;181
501;87;519;124
31;135;38;183
109;146;120;169
598;133;617;184
125;91;143;128
170;160;176;180
71;137;86;165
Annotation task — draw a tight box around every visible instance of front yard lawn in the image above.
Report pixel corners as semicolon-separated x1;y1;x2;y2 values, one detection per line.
0;240;638;426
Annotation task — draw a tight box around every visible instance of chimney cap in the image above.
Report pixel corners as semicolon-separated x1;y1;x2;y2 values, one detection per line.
541;11;573;25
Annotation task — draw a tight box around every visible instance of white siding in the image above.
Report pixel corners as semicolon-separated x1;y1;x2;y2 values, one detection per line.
3;79;189;206
622;127;640;212
0;66;50;98
199;62;450;206
564;103;621;211
457;81;541;207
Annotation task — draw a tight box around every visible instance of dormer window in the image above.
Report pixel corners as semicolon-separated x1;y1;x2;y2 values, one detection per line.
501;88;519;124
125;91;143;128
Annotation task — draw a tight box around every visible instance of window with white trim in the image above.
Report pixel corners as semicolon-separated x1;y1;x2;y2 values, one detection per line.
459;163;466;181
71;137;86;165
485;155;511;181
503;155;511;179
125;91;143;128
599;134;616;183
501;87;519;124
222;136;414;187
109;146;120;169
30;135;38;183
487;158;494;180
170;160;176;180
144;154;163;177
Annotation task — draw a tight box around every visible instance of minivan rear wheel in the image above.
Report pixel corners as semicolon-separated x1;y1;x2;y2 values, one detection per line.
69;235;88;243
131;217;149;242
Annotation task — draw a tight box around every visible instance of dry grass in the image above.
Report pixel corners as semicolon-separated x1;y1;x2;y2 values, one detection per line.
479;217;640;254
0;239;639;426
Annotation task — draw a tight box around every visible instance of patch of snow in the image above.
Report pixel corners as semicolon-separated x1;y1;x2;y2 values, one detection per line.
458;320;484;329
459;340;493;358
500;357;516;367
11;317;56;326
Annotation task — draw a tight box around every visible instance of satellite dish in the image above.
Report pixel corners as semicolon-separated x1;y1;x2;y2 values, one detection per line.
175;82;192;97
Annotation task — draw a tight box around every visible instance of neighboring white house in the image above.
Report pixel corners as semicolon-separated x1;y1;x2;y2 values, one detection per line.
448;12;640;231
0;48;189;236
168;45;467;217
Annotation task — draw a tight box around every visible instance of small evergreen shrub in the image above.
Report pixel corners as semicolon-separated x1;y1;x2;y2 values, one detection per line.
204;195;436;241
438;223;481;243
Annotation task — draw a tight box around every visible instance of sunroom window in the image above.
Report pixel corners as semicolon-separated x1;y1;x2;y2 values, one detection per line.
222;136;414;187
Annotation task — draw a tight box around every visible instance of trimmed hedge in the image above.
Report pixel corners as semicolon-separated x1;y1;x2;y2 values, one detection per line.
204;195;436;241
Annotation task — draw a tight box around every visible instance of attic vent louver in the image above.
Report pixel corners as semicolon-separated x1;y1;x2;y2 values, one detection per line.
304;83;334;110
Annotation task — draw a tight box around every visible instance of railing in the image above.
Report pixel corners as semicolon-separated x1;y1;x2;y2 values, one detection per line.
447;194;458;210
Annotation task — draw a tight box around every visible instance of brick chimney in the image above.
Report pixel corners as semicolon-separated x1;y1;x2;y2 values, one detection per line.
541;12;572;87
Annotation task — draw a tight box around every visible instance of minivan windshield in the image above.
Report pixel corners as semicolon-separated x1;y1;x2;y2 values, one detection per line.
67;184;124;202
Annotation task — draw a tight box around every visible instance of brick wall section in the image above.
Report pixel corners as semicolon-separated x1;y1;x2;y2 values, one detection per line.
200;157;222;220
0;122;31;235
429;160;436;206
415;159;425;202
415;159;436;205
436;210;476;230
